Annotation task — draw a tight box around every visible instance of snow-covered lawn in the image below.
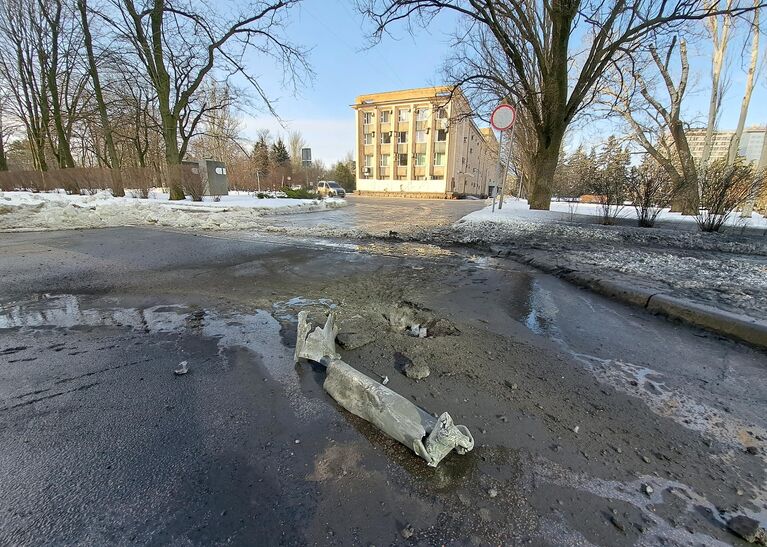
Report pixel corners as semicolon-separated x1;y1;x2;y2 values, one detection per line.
451;199;767;319
0;190;346;232
463;198;767;231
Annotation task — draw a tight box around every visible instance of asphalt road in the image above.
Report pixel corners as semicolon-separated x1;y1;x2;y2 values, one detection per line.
1;227;765;546
263;195;487;233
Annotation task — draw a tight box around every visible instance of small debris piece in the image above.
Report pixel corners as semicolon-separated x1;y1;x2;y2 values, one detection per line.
400;525;414;539
746;446;759;455
642;484;654;496
610;516;626;533
174;361;189;375
294;439;301;444
381;375;389;386
642;455;651;463
504;380;518;390
573;425;580;434
403;359;430;380
488;488;498;498
727;515;766;544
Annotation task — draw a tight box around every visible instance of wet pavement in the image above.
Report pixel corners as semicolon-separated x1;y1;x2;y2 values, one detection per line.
1;227;765;546
263;195;486;233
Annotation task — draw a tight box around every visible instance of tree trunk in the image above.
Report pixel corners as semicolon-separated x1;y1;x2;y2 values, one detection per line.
163;117;185;200
528;141;561;210
77;0;123;196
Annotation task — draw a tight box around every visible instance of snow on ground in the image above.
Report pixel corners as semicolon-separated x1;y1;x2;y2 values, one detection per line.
0;190;346;232
451;200;767;319
463;198;767;231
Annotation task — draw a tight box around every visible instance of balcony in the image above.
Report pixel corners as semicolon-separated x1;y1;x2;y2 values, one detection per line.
433;141;447;154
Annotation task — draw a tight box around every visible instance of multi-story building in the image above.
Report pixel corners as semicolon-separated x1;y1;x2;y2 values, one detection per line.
686;129;735;163
351;86;500;198
686;126;766;164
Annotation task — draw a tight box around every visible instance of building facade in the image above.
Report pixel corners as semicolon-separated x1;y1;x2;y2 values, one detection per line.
352;87;499;198
686;126;766;164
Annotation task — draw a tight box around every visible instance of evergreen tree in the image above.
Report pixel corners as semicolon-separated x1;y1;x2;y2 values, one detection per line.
251;137;270;175
270;138;290;166
332;161;356;191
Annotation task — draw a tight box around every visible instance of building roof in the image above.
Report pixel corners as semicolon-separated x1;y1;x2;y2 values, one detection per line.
353;86;466;107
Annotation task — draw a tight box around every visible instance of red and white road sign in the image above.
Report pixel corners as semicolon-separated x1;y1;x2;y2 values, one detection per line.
490;104;516;131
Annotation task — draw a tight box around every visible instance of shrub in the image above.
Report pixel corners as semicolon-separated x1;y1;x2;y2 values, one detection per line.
696;159;764;232
282;186;314;199
626;162;674;228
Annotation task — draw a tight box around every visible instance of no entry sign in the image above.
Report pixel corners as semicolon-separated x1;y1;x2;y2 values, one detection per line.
490;104;516;131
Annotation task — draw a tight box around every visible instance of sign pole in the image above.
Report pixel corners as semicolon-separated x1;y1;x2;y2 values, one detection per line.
492;130;504;213
499;124;514;210
489;103;516;213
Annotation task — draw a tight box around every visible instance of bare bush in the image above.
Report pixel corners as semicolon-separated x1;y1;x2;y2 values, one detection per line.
696;159;765;232
177;164;205;201
627;162;675;227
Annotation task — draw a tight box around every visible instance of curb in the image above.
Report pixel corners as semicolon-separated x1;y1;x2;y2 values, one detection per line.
645;294;767;349
490;245;767;350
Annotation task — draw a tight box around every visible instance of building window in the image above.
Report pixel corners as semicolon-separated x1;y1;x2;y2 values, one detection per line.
380;110;391;123
363;133;374;145
416;108;429;121
398;153;408;166
398;109;410;123
436;107;447;119
436;129;447;142
415;130;426;143
434;152;445;166
381;132;392;144
364;154;373;168
414;153;426;166
398;131;408;144
380;154;390;167
431;175;443;180
363;111;374;124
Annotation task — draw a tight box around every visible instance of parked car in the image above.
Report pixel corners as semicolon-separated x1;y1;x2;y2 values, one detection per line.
316;180;346;198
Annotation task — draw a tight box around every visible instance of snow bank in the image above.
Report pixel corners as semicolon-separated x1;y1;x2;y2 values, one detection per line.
0;190;347;232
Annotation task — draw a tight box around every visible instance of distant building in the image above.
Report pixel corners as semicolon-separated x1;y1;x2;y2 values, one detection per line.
686;126;766;164
686;129;735;163
738;127;766;164
351;86;499;198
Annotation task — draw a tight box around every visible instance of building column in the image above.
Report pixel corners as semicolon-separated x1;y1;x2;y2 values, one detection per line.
425;107;434;180
373;106;380;180
408;102;416;180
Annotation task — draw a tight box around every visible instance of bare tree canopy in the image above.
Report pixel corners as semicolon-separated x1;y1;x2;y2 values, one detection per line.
358;0;764;210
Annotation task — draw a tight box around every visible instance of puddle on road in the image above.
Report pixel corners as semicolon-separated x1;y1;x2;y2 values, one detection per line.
0;294;328;419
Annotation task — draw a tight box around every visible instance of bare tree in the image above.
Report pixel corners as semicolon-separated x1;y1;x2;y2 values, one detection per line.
110;0;311;199
77;0;123;194
727;2;759;166
0;0;49;170
700;0;735;168
605;38;698;214
287;129;306;170
358;0;763;210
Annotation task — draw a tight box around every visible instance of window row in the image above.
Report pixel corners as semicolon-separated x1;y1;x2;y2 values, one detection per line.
362;107;448;125
363;128;448;145
364;152;446;168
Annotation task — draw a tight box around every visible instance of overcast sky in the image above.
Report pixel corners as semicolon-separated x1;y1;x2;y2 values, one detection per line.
240;1;767;164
